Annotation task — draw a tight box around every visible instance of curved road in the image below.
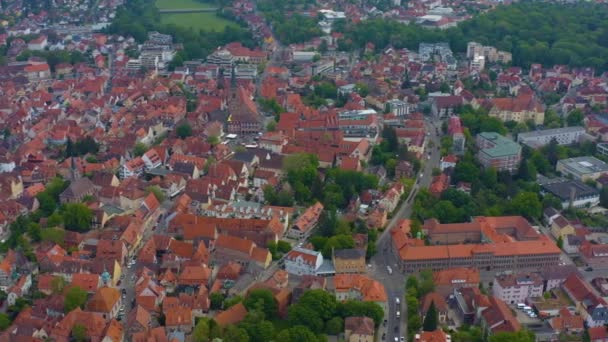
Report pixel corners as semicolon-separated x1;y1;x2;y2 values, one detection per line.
370;117;442;342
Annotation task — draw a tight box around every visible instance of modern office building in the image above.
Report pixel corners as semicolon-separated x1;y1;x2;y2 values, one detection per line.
476;132;522;173
556;156;608;181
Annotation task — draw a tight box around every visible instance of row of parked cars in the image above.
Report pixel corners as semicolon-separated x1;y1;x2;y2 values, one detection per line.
517;303;537;318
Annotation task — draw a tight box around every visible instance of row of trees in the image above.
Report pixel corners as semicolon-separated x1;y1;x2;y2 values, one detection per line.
336;2;608;72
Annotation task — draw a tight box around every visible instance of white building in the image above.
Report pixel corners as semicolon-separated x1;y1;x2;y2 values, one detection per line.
142;149;162;170
386;99;410;117
284;248;324;275
493;273;544;304
517;126;585;149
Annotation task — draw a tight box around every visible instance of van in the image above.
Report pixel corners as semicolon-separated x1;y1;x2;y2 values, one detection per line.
387;266;393;275
396;311;400;318
395;297;400;305
523;306;532;311
517;303;525;309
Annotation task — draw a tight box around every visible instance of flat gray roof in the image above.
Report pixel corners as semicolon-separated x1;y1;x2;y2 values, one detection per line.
518;126;584;140
557;156;608;175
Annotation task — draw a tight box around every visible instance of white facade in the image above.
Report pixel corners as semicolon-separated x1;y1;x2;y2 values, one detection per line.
518;127;585;149
284;248;324;275
493;274;544;304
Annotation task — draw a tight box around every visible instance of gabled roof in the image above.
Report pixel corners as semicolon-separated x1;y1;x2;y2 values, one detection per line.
214;302;248;327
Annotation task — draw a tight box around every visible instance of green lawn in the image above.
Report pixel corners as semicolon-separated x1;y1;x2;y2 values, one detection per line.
160;12;239;31
155;0;213;10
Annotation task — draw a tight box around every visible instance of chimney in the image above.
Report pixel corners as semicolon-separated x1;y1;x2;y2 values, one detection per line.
569;186;576;208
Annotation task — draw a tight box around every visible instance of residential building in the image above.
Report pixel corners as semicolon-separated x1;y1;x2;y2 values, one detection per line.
421;292;449;324
333;249;366;274
333;274;388;311
142;149;163;170
539;265;579;292
476;132;522;173
433;267;480;297
344;316;375;342
549;307;584;336
431;95;463;118
480;296;521;335
448;116;465;155
556;156;608;182
550;215;575;240
493;273;544;304
562;273;608;327
488;93;544;125
517;126;585;149
579;241;608;269
395;216;561;273
87;287;121;320
414;330;451;342
59;177;96;204
287;202;323;240
466;42;512;64
120;157;145;179
386;99;410;117
284;248;324;276
212;235;271;270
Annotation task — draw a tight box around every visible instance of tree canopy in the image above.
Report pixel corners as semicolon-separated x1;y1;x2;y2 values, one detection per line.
336;2;608;72
64;286;88;312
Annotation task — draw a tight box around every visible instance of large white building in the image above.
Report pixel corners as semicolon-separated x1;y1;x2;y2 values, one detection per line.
284;248;324;275
493;273;544;304
517;126;585;149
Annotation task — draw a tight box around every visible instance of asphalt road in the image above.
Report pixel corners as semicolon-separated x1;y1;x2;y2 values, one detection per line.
370;117;442;342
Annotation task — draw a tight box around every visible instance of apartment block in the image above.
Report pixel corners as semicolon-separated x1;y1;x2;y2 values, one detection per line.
476;132;522;173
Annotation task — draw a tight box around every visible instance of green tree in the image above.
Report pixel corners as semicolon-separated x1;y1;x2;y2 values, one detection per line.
288;304;324;333
419;269;435;296
224;295;243;309
243;289;278;319
488;330;535;342
298;290;337;321
176;123;193;139
51;276;66;294
406;275;419;291
210;292;224;310
62;203;93;232
240;312;275;342
64;286;88;312
193;317;210;342
146;185;165;202
566;109;584;127
600;187;608;208
338;301;384;327
222;325;250;342
423;301;438;331
266;120;277;132
133;142;147;157
0;313;10;331
72;324;87;342
557;235;564;249
276;325;320;342
508;191;542;220
325;316;343;335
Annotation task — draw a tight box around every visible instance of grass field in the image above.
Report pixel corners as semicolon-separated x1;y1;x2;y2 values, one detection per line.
156;0;238;31
155;0;213;10
160;12;239;31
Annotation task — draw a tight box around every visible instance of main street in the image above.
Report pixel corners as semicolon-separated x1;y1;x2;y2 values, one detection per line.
369;117;442;341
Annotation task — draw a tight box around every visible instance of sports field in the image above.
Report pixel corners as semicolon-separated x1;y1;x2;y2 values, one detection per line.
155;0;238;31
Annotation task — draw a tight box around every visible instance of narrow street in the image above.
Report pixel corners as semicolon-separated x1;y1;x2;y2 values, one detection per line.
370;117;442;342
